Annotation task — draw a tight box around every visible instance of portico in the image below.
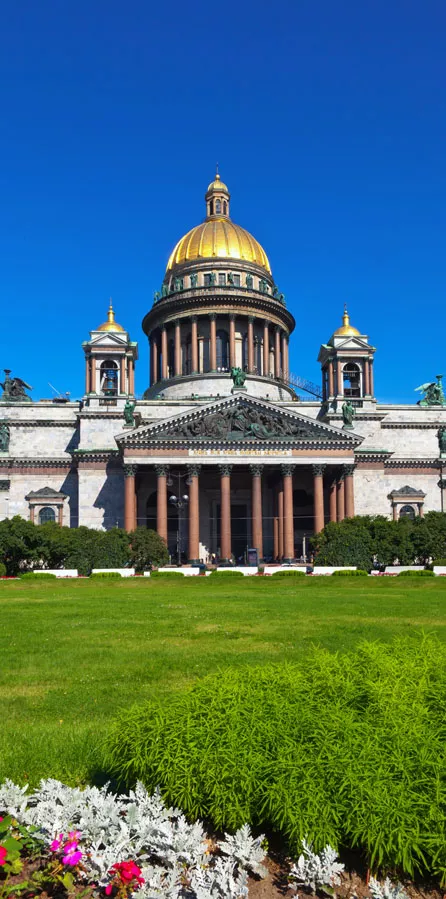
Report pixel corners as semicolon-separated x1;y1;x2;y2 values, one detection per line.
117;395;361;563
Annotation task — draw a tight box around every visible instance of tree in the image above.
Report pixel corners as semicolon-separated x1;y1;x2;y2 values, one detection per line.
0;516;42;574
311;518;374;570
129;528;169;571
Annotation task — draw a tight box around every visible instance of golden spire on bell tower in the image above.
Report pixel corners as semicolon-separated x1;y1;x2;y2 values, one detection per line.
205;169;230;219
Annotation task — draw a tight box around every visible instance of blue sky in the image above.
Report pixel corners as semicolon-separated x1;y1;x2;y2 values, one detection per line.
1;0;445;403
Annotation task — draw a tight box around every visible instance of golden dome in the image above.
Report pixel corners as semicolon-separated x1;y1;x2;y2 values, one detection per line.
333;307;360;337
167;219;271;273
97;301;126;333
206;173;229;193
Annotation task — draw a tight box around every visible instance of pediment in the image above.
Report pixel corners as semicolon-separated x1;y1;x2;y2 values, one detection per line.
116;396;363;449
90;332;128;347
334;335;371;351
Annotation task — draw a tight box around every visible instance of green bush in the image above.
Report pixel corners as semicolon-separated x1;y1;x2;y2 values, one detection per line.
331;569;368;576
90;571;122;578
106;636;446;882
397;569;434;577
432;559;446;566
272;569;305;576
0;562;6;577
129;528;169;571
209;569;244;577
20;572;57;579
150;570;185;578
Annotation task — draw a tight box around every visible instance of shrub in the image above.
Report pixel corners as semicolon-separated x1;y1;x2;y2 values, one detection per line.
106;636;446;882
150;570;185;578
396;569;434;577
209;569;244;577
0;562;6;577
432;558;446;566
129;528;169;571
331;569;368;576
90;571;122;578
20;572;57;579
272;569;305;576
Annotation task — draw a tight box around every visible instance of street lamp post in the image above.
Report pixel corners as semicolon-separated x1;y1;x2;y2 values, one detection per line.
168;470;189;566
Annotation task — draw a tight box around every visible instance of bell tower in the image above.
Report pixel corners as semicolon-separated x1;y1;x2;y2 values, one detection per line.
318;306;376;406
82;301;138;404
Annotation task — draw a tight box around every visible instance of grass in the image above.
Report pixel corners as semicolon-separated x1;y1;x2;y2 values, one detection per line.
1;575;446;786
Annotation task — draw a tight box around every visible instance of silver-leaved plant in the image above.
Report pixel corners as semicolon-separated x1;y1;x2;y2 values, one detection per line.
369;877;409;899
289;840;345;893
0;778;264;898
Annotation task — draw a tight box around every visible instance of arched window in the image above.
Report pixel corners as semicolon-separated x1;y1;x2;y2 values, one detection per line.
343;362;361;397
223;201;227;215
209;199;214;216
39;507;56;525
400;505;416;520
216;329;229;371
215;199;221;214
100;360;118;396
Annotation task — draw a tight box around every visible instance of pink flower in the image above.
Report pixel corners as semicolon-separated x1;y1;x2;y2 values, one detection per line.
110;861;144;888
105;886;113;896
50;834;64;851
68;830;81;841
0;845;7;865
62;841;83;866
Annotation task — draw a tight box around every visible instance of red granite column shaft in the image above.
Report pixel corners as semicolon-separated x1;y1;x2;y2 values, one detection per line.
337;474;345;522
263;321;269;375
278;483;284;559
328;360;334;397
174;320;181;376
209;315;217;371
191;317;198;374
250;465;263;560
219;465;232;562
247;317;254;373
156;466;168;544
161;327;168;379
229;315;236;369
329;478;337;522
124;467;136;532
188;465;200;564
282;465;295;562
274;327;281;378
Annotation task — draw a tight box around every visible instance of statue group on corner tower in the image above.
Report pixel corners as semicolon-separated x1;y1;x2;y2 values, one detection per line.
415;375;446;407
0;370;33;402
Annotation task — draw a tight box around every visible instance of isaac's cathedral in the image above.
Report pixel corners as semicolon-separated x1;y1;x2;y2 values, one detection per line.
1;173;445;563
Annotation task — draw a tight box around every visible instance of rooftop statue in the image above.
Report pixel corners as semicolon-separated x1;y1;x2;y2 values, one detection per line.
342;399;356;429
415;375;446;406
123;398;136;427
0;370;33;403
230;367;247;388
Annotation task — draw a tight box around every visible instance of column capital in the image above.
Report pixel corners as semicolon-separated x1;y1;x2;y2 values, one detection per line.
155;464;169;477
250;464;264;476
209;312;217;320
281;464;296;477
312;464;326;477
338;471;345;483
187;464;201;478
229;312;236;321
161;323;167;332
219;464;233;476
174;317;181;327
191;314;198;323
248;315;255;323
124;464;137;478
274;324;281;334
343;464;356;477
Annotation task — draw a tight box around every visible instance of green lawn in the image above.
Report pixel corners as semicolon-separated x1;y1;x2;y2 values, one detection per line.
1;575;446;786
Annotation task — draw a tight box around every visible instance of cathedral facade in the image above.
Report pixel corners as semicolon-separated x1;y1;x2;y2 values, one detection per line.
1;173;446;563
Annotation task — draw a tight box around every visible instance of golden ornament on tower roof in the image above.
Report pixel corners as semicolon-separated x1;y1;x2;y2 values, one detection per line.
333;306;361;337
97;301;126;333
206;172;229;194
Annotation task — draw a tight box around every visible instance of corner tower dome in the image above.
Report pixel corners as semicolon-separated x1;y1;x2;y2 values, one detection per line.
166;171;271;274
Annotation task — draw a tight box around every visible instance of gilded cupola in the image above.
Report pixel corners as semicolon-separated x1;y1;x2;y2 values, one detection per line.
96;301;126;333
165;172;272;274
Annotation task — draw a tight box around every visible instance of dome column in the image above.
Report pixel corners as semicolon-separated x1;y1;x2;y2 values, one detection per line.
274;327;281;378
229;314;236;369
161;327;168;380
369;359;375;396
364;358;371;396
150;335;158;387
328;360;334;397
247;317;255;373
174;320;182;377
191;316;199;374
282;332;289;380
209;314;217;372
263;322;269;376
128;358;135;396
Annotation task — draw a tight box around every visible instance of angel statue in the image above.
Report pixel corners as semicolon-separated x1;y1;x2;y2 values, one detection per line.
415;374;446;407
0;370;33;402
230;367;247;389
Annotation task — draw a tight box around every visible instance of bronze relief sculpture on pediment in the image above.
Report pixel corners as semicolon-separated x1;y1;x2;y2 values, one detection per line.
153;404;330;442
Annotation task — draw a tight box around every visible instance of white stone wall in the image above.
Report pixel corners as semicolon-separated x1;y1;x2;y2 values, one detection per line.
77;468;124;529
7;470;78;526
354;469;440;517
